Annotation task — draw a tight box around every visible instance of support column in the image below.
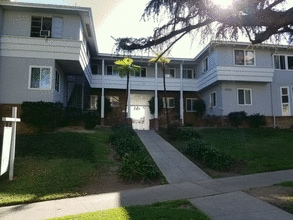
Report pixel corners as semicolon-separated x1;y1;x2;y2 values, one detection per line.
100;59;105;125
153;63;159;130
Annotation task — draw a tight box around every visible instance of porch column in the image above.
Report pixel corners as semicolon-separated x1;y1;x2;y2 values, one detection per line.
180;62;184;125
127;78;131;118
101;59;105;125
155;62;158;119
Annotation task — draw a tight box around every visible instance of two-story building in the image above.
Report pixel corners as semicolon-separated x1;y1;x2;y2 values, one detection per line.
1;2;292;130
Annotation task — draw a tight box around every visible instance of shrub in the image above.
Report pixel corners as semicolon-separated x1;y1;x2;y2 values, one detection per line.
21;101;64;132
83;111;98;130
228;111;247;127
114;136;141;157
247;113;266;128
167;121;182;140
179;128;201;140
117;152;160;182
194;98;206;117
183;138;235;171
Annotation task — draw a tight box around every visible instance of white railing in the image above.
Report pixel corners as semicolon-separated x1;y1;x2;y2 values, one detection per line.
90;75;198;91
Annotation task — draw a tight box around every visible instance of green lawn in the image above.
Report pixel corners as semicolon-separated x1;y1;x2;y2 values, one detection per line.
197;128;293;174
50;200;210;220
0;128;112;206
169;128;293;175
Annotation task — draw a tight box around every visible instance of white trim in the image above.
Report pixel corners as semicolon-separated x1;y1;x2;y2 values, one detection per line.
280;86;291;116
186;98;197;112
28;65;52;90
237;88;252;106
234;49;256;66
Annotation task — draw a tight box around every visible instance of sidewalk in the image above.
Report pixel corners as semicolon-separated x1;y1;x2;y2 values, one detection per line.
0;130;292;220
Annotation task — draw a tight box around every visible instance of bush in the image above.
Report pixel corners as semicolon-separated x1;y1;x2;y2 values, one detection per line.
179;128;201;140
247;113;266;128
114;136;141;157
194;98;206;117
183;138;235;171
117;152;160;182
21;101;64;131
228;111;247;127
83;111;98;130
167;121;182;140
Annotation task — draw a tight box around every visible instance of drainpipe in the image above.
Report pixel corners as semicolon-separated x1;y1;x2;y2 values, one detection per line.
180;62;184;125
101;59;105;124
270;82;275;128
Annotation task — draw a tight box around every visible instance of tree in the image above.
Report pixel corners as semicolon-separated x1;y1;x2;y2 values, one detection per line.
115;0;293;53
149;53;171;126
114;58;141;120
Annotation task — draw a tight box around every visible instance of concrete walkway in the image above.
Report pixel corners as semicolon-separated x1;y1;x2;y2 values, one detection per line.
0;130;293;220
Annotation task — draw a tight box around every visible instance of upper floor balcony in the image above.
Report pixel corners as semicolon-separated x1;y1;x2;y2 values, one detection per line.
0;35;92;78
89;74;198;92
197;66;274;90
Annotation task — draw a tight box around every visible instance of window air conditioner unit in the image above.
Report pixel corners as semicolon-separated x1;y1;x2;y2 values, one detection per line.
40;30;51;37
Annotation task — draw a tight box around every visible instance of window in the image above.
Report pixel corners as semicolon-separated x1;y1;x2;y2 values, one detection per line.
183;69;194;79
106;66;119;76
235;50;255;66
135;67;147;77
210;92;216;107
274;55;286;69
238;89;252;105
163;97;175;108
165;68;175;78
202;57;208;73
280;87;290;116
55;71;60;92
274;55;293;70
29;66;51;89
31;16;52;38
107;96;119;107
186;98;197;112
90;95;98;110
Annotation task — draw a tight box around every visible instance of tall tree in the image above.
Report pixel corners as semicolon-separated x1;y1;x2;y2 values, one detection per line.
149;53;171;127
114;58;141;120
115;0;293;52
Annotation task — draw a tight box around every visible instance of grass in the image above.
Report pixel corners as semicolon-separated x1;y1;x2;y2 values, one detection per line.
50;200;210;220
164;128;293;175
0;128;112;206
197;128;293;174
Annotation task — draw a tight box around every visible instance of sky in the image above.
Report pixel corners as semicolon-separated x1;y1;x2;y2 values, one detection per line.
14;0;293;58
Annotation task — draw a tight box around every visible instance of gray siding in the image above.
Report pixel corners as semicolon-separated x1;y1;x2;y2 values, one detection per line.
0;57;55;104
2;9;81;40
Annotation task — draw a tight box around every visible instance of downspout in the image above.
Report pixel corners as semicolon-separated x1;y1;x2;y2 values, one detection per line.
180;62;184;125
270;82;276;128
101;59;105;122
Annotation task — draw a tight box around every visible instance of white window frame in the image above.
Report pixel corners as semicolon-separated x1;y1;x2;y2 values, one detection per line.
90;95;98;110
31;16;52;38
29;66;52;90
274;54;293;70
202;57;208;73
107;96;119;107
106;65;119;76
186;98;197;112
237;88;252;105
163;97;175;108
165;68;176;78
210;92;216;108
234;49;255;66
134;67;147;77
183;69;194;79
280;87;291;116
